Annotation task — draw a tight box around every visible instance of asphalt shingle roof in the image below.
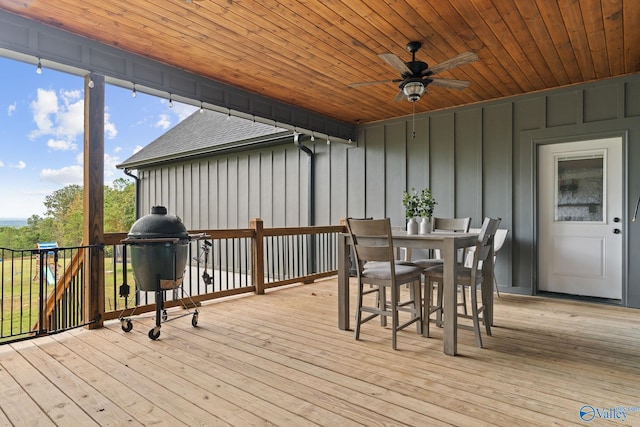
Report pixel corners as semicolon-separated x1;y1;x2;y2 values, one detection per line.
117;109;290;168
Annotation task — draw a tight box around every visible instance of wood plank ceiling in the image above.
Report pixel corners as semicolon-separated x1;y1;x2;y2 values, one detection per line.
1;0;638;125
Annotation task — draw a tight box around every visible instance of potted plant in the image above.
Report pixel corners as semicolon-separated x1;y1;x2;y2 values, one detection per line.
416;187;437;234
403;187;437;234
402;188;418;234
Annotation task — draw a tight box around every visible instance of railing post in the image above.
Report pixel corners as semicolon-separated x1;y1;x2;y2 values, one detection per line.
37;250;47;335
338;218;350;330
83;73;105;329
250;218;265;295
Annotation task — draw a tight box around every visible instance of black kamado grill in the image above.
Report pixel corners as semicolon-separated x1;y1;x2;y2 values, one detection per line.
119;206;205;340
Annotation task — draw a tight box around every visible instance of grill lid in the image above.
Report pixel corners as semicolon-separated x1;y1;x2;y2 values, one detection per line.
127;206;189;240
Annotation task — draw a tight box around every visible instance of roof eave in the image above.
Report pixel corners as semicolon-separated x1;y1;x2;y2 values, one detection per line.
117;131;294;170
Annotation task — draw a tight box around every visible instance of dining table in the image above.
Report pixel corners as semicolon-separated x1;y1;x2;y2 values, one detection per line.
337;229;494;356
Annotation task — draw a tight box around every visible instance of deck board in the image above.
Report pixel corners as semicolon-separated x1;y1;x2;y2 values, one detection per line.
1;278;639;426
2;340;98;425
37;334;180;426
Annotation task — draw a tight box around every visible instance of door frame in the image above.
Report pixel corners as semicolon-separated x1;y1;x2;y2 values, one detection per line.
531;130;628;304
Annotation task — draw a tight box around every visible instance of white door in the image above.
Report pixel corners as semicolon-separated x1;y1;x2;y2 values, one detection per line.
538;137;623;299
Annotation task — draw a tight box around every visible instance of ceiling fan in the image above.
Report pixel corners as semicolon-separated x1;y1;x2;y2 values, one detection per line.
349;42;478;102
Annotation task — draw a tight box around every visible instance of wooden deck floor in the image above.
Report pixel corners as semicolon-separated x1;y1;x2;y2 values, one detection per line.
1;277;639;426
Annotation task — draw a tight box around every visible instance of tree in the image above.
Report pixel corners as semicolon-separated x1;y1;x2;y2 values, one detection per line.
1;179;135;250
0;226;20;249
42;185;84;246
44;185;83;220
25;215;56;245
61;193;84;246
104;178;136;233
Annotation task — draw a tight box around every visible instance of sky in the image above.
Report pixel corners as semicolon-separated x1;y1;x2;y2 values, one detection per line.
0;56;198;219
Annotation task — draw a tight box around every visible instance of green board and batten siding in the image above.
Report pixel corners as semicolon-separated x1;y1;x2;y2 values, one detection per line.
134;73;640;307
350;74;639;306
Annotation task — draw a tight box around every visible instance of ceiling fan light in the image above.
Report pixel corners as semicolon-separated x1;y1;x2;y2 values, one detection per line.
403;81;425;102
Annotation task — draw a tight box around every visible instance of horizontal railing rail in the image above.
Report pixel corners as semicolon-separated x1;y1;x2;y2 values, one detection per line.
1;220;345;344
103;220;344;321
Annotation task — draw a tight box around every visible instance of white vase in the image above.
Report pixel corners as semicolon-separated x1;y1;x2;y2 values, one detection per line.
419;217;431;234
407;217;418;234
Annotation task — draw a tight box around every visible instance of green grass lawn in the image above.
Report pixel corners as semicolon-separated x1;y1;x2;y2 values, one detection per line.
1;255;135;340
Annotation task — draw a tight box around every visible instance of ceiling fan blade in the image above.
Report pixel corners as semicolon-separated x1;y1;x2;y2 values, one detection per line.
379;53;411;74
429;78;471;90
428;51;478;75
348;79;400;88
393;90;405;102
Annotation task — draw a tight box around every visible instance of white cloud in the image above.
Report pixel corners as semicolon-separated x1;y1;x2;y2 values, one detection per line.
104;109;117;139
10;161;26;169
104;153;120;180
39;152;84;186
39;151;126;186
40;165;83;186
155;113;171;130
55;91;84;139
29;88;58;138
113;146;122;153
28;87;118;149
47;138;77;151
62;89;81;101
0;160;4;167
7;102;16;116
153;101;196;130
133;145;143;154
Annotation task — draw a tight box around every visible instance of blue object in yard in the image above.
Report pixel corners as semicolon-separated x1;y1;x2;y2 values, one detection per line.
45;265;55;285
35;242;59;285
37;242;58;253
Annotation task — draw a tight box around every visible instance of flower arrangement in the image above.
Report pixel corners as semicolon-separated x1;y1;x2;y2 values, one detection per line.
402;187;437;219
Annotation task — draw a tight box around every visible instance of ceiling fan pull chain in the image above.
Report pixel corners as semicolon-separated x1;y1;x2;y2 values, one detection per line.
412;102;416;139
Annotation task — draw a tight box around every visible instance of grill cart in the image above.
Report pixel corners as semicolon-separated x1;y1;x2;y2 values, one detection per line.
119;206;205;340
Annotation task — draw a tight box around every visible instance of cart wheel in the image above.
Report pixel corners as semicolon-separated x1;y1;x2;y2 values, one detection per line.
162;309;168;321
191;313;199;327
148;327;161;340
121;320;133;333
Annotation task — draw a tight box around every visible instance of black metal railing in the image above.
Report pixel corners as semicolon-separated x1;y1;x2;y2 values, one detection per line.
0;244;100;343
263;231;337;284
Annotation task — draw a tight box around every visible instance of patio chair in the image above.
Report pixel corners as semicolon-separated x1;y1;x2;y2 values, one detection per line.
412;217;471;266
465;228;509;297
423;217;501;347
346;217;424;350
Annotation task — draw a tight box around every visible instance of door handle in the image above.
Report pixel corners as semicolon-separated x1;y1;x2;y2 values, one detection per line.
613;228;621;234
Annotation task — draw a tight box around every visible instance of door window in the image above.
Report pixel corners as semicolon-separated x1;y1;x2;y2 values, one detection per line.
555;153;604;222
